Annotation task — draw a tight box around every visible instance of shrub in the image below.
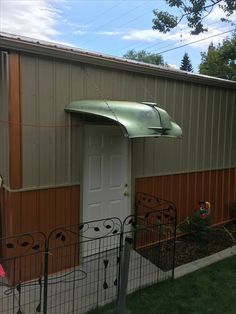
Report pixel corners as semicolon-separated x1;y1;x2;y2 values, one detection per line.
186;209;211;242
177;201;212;243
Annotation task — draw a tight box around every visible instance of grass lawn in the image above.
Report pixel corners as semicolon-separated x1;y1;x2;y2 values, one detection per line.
89;255;236;314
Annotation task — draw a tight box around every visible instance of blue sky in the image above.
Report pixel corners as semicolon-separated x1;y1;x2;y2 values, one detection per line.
1;0;235;72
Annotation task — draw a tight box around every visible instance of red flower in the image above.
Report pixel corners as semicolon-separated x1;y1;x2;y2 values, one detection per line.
0;264;5;277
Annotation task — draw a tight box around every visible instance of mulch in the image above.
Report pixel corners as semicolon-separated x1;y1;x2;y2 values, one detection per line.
138;221;236;271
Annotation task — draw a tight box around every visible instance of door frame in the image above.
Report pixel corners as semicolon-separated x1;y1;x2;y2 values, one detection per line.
80;124;132;224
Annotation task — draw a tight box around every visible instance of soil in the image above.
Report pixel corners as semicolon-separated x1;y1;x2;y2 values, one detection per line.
138;221;236;271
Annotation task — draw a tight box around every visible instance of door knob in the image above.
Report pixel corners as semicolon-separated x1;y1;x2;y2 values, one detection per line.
124;191;129;197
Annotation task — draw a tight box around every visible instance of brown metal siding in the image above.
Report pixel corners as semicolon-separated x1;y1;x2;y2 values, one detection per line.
8;53;22;189
2;186;80;237
0;51;9;186
135;168;236;225
1;186;80;283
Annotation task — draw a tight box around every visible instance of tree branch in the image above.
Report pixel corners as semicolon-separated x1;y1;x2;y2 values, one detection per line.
201;5;215;22
205;0;223;10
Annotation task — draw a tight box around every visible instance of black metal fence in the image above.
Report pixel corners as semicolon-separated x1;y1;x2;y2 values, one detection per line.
0;193;176;313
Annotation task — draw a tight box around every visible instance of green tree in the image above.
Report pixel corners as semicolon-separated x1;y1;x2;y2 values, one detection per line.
123;49;164;65
152;0;236;35
199;33;236;80
180;52;193;72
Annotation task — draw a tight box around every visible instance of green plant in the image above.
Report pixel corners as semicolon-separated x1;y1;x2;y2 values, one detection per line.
156;218;168;238
186;210;211;242
177;206;212;243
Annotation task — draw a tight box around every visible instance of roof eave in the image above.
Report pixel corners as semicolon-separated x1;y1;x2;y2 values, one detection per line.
1;35;236;90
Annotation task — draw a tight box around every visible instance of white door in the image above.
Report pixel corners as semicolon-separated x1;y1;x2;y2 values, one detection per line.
83;125;130;226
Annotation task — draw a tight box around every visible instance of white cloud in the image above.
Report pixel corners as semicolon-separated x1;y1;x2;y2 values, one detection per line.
167;63;179;70
206;5;236;22
74;30;86;36
96;31;123;36
179;26;233;50
122;22;233;51
121;4;235;52
0;0;61;41
72;23;92;29
123;29;167;42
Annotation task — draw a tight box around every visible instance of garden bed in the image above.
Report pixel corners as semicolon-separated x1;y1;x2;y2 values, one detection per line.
139;220;236;271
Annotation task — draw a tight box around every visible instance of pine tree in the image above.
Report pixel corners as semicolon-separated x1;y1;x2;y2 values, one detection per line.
180;53;193;72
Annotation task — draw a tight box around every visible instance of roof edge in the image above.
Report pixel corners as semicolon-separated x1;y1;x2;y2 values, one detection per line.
1;33;236;90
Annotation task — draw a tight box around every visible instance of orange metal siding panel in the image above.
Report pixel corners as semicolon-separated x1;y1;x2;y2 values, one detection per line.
1;186;81;237
229;169;236;219
21;191;38;233
208;170;217;222
1;185;80;283
55;187;70;227
39;188;56;234
223;169;233;221
7;192;22;236
0;189;7;238
180;174;187;222
71;185;80;226
215;170;223;223
135;168;236;225
8;53;22;189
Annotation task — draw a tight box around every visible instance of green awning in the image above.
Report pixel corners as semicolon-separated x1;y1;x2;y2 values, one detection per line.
65;100;182;139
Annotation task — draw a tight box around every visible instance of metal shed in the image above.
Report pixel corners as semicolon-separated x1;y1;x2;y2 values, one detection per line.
0;33;236;241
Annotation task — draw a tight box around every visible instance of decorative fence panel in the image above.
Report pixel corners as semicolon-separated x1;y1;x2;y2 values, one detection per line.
0;193;176;313
0;232;47;313
45;218;123;314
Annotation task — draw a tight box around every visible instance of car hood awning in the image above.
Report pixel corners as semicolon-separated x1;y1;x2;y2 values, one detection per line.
65;100;182;139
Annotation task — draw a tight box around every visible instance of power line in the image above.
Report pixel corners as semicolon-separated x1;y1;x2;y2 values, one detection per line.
79;2;167;53
79;1;147;46
118;20;232;54
133;25;231;56
83;1;124;26
88;1;147;31
83;9;152;49
116;10;151;29
145;21;232;51
156;29;234;55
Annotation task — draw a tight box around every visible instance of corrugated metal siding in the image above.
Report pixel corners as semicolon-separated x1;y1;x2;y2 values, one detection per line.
133;83;236;177
8;53;22;189
0;51;9;186
2;186;80;237
21;56;72;187
20;54;236;188
135;169;236;225
2;185;80;283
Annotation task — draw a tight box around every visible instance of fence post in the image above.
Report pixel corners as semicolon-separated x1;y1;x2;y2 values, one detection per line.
43;242;49;314
171;209;177;280
116;236;132;314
